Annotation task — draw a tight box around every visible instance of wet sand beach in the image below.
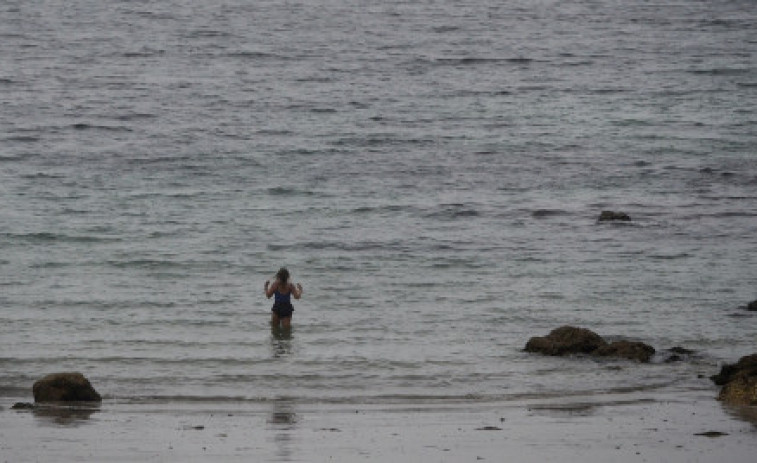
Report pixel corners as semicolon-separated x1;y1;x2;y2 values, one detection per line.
3;390;755;462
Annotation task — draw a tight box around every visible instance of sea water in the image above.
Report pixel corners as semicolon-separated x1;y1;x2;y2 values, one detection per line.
1;0;756;405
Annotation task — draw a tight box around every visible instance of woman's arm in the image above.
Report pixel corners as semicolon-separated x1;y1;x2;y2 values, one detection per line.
292;283;303;300
264;280;277;298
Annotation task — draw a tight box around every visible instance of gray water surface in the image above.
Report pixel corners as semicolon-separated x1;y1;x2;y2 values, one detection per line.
1;0;756;404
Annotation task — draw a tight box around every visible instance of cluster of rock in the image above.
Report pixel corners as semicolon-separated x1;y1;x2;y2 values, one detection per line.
711;354;757;406
524;323;757;411
524;326;655;362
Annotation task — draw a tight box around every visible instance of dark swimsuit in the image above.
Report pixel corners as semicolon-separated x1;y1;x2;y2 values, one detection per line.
272;290;294;318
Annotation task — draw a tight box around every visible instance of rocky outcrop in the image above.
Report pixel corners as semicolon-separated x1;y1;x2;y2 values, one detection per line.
524;326;607;356
594;340;656;363
746;300;757;311
32;372;101;403
598;211;631;222
711;354;757;406
525;326;655;362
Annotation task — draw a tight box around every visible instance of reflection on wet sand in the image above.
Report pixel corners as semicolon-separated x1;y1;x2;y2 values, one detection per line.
724;404;757;428
267;327;299;460
33;403;100;426
267;399;298;461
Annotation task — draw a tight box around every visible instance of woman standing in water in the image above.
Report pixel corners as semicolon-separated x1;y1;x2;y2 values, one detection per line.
264;267;303;329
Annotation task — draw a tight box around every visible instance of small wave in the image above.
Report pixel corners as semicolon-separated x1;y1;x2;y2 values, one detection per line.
331;135;435;148
591;88;628;95
698;18;753;29
226;51;288;60
28;261;74;269
431;25;459;33
686;67;751;76
71;123;133;132
432;57;532;66
685;211;757;219
106;259;187;270
351;204;418;215
185;29;234;39
20;172;64;179
531;209;570;218
267;186;314;196
560;59;594;67
0;232;120;244
611;118;652;126
0;385;30;397
113;113;157;122
648;253;691;260
98;388;679;408
425;204;480;220
295;76;334;83
5;135;40;143
122;48;165;58
268;240;406;253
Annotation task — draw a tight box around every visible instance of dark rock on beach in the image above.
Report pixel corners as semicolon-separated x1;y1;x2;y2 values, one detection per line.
719;376;757;406
524;326;607;356
525;326;654;362
711;354;757;406
594;340;656;363
711;354;757;386
33;372;102;403
598;210;631;222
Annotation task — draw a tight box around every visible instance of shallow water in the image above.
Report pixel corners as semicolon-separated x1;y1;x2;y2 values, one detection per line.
1;0;756;405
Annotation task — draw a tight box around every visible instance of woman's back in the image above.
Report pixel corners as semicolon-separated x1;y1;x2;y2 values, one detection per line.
274;285;292;304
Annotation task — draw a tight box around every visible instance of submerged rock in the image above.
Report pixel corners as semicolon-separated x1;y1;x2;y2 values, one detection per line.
33;372;102;403
524;326;607;356
663;346;696;363
669;346;695;356
598;211;631;222
594;340;655;363
711;354;757;406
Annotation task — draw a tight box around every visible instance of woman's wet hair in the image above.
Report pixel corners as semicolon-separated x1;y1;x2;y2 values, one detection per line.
276;267;290;285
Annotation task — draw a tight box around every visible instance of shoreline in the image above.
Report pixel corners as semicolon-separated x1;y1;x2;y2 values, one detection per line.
2;389;756;462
